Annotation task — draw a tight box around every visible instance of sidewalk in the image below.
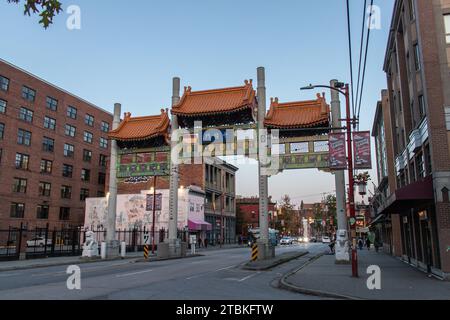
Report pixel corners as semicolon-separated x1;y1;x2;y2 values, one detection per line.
0;244;247;272
281;249;450;300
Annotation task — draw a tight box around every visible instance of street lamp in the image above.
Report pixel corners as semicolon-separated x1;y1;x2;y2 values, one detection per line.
300;82;359;278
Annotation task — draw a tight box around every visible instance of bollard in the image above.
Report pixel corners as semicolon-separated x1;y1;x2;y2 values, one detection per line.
101;242;107;260
144;244;149;259
120;241;126;258
251;243;258;262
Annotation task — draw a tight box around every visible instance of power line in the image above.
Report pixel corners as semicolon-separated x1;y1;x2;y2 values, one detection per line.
356;0;375;127
354;0;368;122
346;0;356;117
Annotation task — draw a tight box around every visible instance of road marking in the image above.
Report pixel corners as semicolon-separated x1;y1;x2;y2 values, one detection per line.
238;272;260;282
115;269;153;278
30;261;131;277
186;265;236;280
0;273;20;277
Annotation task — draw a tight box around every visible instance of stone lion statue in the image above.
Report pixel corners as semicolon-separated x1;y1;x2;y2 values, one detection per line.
82;230;99;257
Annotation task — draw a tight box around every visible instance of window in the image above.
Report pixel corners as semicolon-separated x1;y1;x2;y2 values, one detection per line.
62;164;73;178
44;116;56;130
0;123;4;140
60;185;72;199
418;95;426;118
15;153;29;170
13;178;27;193
59;207;70;220
65;124;76;137
425;144;432;175
64;143;74;157
80;188;89;201
36;205;49;219
413;43;421;71
409;0;415;20
17;129;31;146
0;75;9;91
19;107;33;123
445;107;450;130
40;159;53;174
416;153;425;179
97;191;105;197
46;96;58;111
10;203;25;218
101;121;110;133
81;169;90;182
100;137;108;149
84;131;93;144
85;114;94;127
22;86;36;102
38;182;51;197
42;137;54;152
98;172;106;185
99;154;107;167
83;149;92;162
0;99;6;113
444;14;450;44
67;106;77;119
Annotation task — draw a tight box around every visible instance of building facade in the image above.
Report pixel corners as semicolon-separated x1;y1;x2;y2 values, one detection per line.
0;59;112;229
235;196;276;238
372;0;450;278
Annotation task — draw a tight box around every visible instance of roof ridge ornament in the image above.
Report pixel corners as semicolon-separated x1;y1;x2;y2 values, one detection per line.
184;86;192;93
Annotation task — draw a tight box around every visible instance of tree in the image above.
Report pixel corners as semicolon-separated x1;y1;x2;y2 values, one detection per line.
278;195;299;235
7;0;63;28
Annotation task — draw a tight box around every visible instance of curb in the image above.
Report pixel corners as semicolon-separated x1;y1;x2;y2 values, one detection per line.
0;255;143;272
279;252;364;300
242;251;309;271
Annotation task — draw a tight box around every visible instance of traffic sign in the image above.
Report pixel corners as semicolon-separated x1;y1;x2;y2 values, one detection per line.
349;217;356;226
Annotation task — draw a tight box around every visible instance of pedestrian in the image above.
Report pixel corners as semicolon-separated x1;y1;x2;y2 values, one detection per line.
328;239;335;254
197;237;202;248
358;238;364;250
204;238;208;248
366;238;371;250
374;240;380;252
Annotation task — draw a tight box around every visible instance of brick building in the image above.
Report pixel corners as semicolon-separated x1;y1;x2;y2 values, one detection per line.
236;196;276;238
0;59;112;229
371;0;450;279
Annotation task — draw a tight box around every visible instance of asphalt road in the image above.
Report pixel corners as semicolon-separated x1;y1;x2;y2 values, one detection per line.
0;242;328;300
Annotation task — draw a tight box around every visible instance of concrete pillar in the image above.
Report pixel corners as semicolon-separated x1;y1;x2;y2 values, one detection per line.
105;103;121;258
161;77;183;258
330;80;350;263
257;67;274;260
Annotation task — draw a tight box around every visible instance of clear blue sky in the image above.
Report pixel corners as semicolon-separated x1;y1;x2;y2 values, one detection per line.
0;0;394;205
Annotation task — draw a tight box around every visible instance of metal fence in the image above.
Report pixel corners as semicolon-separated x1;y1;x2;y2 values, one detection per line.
0;224;170;261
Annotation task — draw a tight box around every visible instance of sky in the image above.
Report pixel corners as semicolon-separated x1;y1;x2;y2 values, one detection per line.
0;0;395;206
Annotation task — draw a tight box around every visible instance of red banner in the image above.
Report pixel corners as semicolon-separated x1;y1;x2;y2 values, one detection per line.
353;131;372;169
328;133;347;170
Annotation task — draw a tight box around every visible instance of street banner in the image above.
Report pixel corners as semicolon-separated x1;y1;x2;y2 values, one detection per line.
145;193;162;211
328;133;347;170
353;131;372;169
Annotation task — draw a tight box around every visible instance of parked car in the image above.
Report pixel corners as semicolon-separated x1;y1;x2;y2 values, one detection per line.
27;236;52;247
310;236;317;243
280;237;293;245
321;236;331;243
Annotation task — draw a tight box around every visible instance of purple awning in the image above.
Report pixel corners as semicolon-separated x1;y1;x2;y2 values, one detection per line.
188;219;212;231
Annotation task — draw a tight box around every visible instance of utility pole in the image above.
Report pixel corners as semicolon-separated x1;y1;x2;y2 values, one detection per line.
152;176;157;254
330;80;350;263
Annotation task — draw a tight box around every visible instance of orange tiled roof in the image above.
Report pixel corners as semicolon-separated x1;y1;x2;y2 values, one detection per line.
264;93;330;129
171;80;256;116
108;109;170;141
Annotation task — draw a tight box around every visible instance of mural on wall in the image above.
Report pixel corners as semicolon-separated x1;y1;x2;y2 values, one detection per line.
85;188;205;231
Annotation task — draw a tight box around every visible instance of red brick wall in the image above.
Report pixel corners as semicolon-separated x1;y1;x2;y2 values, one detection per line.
0;60;112;229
